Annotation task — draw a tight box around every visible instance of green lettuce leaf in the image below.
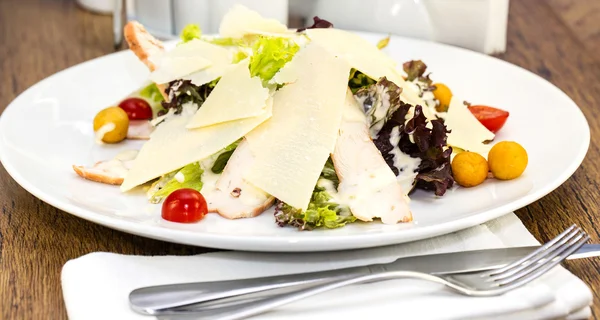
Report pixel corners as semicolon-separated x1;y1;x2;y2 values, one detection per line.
274;188;355;231
148;162;204;203
206;37;245;47
180;24;201;43
232;50;249;64
139;83;164;103
348;69;376;94
210;140;240;174
274;158;356;231
180;23;249;48
249;36;299;84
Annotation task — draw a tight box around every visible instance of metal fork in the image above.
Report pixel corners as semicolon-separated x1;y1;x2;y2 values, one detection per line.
148;225;589;320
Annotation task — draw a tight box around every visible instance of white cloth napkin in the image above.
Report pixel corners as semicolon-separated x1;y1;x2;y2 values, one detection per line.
61;213;592;320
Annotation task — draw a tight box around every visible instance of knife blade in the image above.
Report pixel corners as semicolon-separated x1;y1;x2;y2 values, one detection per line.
130;244;600;315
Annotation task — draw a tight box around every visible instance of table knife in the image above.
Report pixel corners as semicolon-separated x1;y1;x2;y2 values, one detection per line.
130;244;600;315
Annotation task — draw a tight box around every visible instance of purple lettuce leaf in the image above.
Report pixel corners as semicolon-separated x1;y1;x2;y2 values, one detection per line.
297;16;334;32
359;79;454;196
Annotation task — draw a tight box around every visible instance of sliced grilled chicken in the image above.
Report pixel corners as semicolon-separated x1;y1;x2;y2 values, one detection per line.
205;139;275;219
331;90;412;224
72;150;139;186
127;120;154;140
123;21;168;100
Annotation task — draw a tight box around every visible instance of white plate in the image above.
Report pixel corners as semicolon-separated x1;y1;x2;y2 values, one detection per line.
0;32;589;252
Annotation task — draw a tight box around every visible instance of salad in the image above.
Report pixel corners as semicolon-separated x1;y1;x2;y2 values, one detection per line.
72;5;528;230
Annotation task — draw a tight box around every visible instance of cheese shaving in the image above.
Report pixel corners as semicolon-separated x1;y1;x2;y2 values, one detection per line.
305;28;427;107
149;39;215;84
121;105;272;192
186;59;270;128
445;97;495;156
219;4;291;39
245;43;351;210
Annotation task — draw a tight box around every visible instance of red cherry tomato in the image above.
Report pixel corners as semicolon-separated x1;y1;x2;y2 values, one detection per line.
118;98;153;120
161;189;208;223
468;105;510;133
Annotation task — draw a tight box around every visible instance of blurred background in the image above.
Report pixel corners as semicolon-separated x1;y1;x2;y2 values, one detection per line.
70;0;600;59
79;0;511;55
72;0;600;59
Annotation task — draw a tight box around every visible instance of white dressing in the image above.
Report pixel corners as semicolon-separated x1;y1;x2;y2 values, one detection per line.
88;150;139;178
174;172;185;183
388;126;421;194
199;156;221;194
94;122;115;144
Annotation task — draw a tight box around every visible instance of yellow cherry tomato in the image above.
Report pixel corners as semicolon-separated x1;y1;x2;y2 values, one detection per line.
488;141;528;180
93;106;129;143
433;83;453;112
451;151;489;187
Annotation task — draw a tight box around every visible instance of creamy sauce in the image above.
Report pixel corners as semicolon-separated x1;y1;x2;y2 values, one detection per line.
406;79;437;112
92;160;129;177
337;166;397;205
403;80;442;124
354;94;368;111
174;171;185;183
200;156;221;194
150;101;199;127
127;120;154;139
114;149;139;161
336;166;411;223
388;126;421;194
91;149;139;178
354;84;392;138
316;178;344;205
150;108;174;127
389;126;401;146
180;101;199;117
94;122;115;144
370;85;391;138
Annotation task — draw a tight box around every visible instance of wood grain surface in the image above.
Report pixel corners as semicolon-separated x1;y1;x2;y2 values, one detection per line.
0;0;599;319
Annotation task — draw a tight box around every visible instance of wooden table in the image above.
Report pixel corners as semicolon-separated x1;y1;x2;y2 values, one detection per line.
1;0;599;318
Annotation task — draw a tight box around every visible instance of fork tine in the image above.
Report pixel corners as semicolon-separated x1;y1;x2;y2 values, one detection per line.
493;232;589;287
487;226;584;280
483;224;579;277
508;235;590;286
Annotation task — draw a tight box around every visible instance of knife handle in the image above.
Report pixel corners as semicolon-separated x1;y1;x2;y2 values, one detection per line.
129;266;372;315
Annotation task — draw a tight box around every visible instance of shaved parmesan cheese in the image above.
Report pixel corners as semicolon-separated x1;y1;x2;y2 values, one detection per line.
186;59;270;129
306;29;397;66
121;105;272;192
178;41;233;87
149;39;214;84
245;43;351;210
445;97;495;156
305;29;426;107
219;4;291;39
150;57;212;85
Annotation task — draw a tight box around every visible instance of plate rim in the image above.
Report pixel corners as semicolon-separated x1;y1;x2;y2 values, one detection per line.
0;32;591;252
